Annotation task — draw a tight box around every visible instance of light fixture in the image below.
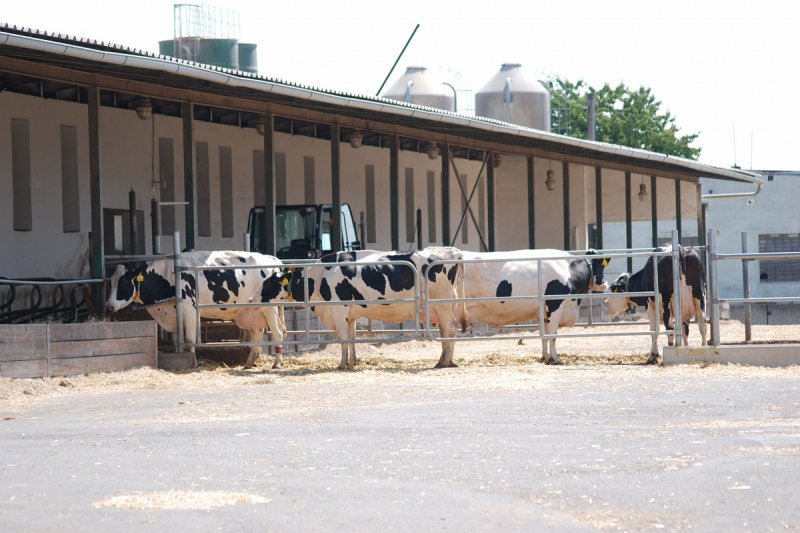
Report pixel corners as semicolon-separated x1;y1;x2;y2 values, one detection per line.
638;177;648;202
545;161;556;191
492;152;502;168
255;119;265;136
135;99;152;120
349;131;363;149
426;143;440;159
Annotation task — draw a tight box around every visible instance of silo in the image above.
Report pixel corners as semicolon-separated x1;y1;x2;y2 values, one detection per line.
382;66;455;112
475;63;550;131
237;43;258;74
197;38;240;70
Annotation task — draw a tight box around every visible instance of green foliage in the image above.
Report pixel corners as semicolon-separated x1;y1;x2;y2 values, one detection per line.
547;77;701;160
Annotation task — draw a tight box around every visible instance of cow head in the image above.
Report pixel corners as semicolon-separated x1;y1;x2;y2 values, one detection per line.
586;249;609;292
254;268;296;303
603;272;636;317
105;264;145;313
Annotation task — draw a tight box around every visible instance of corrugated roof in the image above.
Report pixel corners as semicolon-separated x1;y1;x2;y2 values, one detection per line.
0;23;763;185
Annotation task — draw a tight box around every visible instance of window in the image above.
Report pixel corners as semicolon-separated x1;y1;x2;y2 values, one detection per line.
196;141;210;236
365;165;376;243
405;167;415;243
759;234;800;282
304;156;315;204
219;146;233;238
60;125;80;232
11;118;32;231
426;171;436;242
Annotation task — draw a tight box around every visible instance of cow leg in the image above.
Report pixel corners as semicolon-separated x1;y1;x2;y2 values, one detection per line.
333;312;352;370
346;317;358;370
538;319;561;365
182;302;198;355
434;321;458;369
265;308;286;369
243;328;265;369
694;297;708;346
646;302;659;364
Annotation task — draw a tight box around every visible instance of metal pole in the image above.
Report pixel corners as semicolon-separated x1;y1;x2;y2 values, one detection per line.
416;208;422;250
671;230;682;347
741;231;752;342
151;198;161;255
375;23;420;97
244;232;250;252
708;228;721;346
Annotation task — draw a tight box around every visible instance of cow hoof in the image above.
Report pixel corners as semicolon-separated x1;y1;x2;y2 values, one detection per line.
544;358;562;366
434;361;458;369
645;354;659;365
271;362;282;369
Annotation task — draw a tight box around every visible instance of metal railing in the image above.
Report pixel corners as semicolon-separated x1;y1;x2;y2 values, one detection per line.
0;277;102;324
707;228;800;345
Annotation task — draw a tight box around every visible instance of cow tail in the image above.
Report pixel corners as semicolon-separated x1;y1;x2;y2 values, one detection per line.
456;261;468;333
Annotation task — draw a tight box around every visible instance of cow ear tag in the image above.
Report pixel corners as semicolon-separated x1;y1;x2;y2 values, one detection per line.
133;273;145;304
280;277;289;286
602;259;609;267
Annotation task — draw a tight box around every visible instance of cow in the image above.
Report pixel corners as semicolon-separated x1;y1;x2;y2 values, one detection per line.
603;246;707;364
276;247;465;370
457;249;609;366
106;251;287;369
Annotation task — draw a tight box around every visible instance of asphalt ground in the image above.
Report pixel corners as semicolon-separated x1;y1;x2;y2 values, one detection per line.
2;339;799;532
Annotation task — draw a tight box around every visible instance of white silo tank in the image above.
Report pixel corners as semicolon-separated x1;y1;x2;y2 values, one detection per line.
382;66;455;112
475;63;550;131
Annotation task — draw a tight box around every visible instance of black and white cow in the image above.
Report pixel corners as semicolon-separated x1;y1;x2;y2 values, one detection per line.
106;251;287;368
603;246;707;364
280;247;465;370
459;249;608;365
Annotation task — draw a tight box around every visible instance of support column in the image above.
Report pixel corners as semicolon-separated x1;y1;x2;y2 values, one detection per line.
440;143;450;246
261;114;276;256
390;135;399;251
594;166;603;249
562;161;571;250
88;87;105;317
650;175;658;248
675;178;682;242
527;156;535;249
625;171;633;272
181;101;195;250
331;123;342;252
487;152;496;252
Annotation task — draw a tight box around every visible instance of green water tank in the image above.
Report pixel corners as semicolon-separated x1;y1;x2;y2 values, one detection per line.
198;38;239;70
237;43;258;74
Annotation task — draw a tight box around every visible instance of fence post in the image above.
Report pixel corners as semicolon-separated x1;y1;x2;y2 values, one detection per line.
671;229;682;348
741;231;752;342
708;228;721;346
173;231;183;354
243;232;250;252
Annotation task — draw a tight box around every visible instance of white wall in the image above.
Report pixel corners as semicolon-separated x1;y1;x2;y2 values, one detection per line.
703;173;800;299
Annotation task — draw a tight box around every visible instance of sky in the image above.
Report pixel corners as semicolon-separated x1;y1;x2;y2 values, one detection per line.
3;1;797;171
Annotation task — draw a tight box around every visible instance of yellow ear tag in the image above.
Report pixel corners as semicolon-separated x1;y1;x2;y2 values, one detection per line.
133;273;145;304
602;258;609;267
280;277;289;286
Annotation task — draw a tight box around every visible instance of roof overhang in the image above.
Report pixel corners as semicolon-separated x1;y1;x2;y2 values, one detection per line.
0;25;763;187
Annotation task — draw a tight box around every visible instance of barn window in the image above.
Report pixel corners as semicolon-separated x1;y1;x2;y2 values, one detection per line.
427;170;436;243
365;165;376;243
304;156;315;204
11;118;32;231
158;137;175;234
60;125;80;233
759;234;800;282
405;167;415;243
219;145;233;238
196;141;210;237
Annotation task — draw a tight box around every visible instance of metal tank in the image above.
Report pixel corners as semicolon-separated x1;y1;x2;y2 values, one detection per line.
237;43;258;74
475;63;550;131
382;66;455;112
197;38;239;70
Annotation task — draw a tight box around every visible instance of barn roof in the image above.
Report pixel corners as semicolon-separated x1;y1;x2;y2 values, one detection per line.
0;24;762;185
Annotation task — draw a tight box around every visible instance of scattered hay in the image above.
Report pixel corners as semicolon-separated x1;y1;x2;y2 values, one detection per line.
92;490;270;511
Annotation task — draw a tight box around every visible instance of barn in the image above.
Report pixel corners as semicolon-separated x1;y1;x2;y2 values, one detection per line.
0;23;762;320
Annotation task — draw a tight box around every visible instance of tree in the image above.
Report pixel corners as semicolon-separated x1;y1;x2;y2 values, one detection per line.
547;78;701;160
